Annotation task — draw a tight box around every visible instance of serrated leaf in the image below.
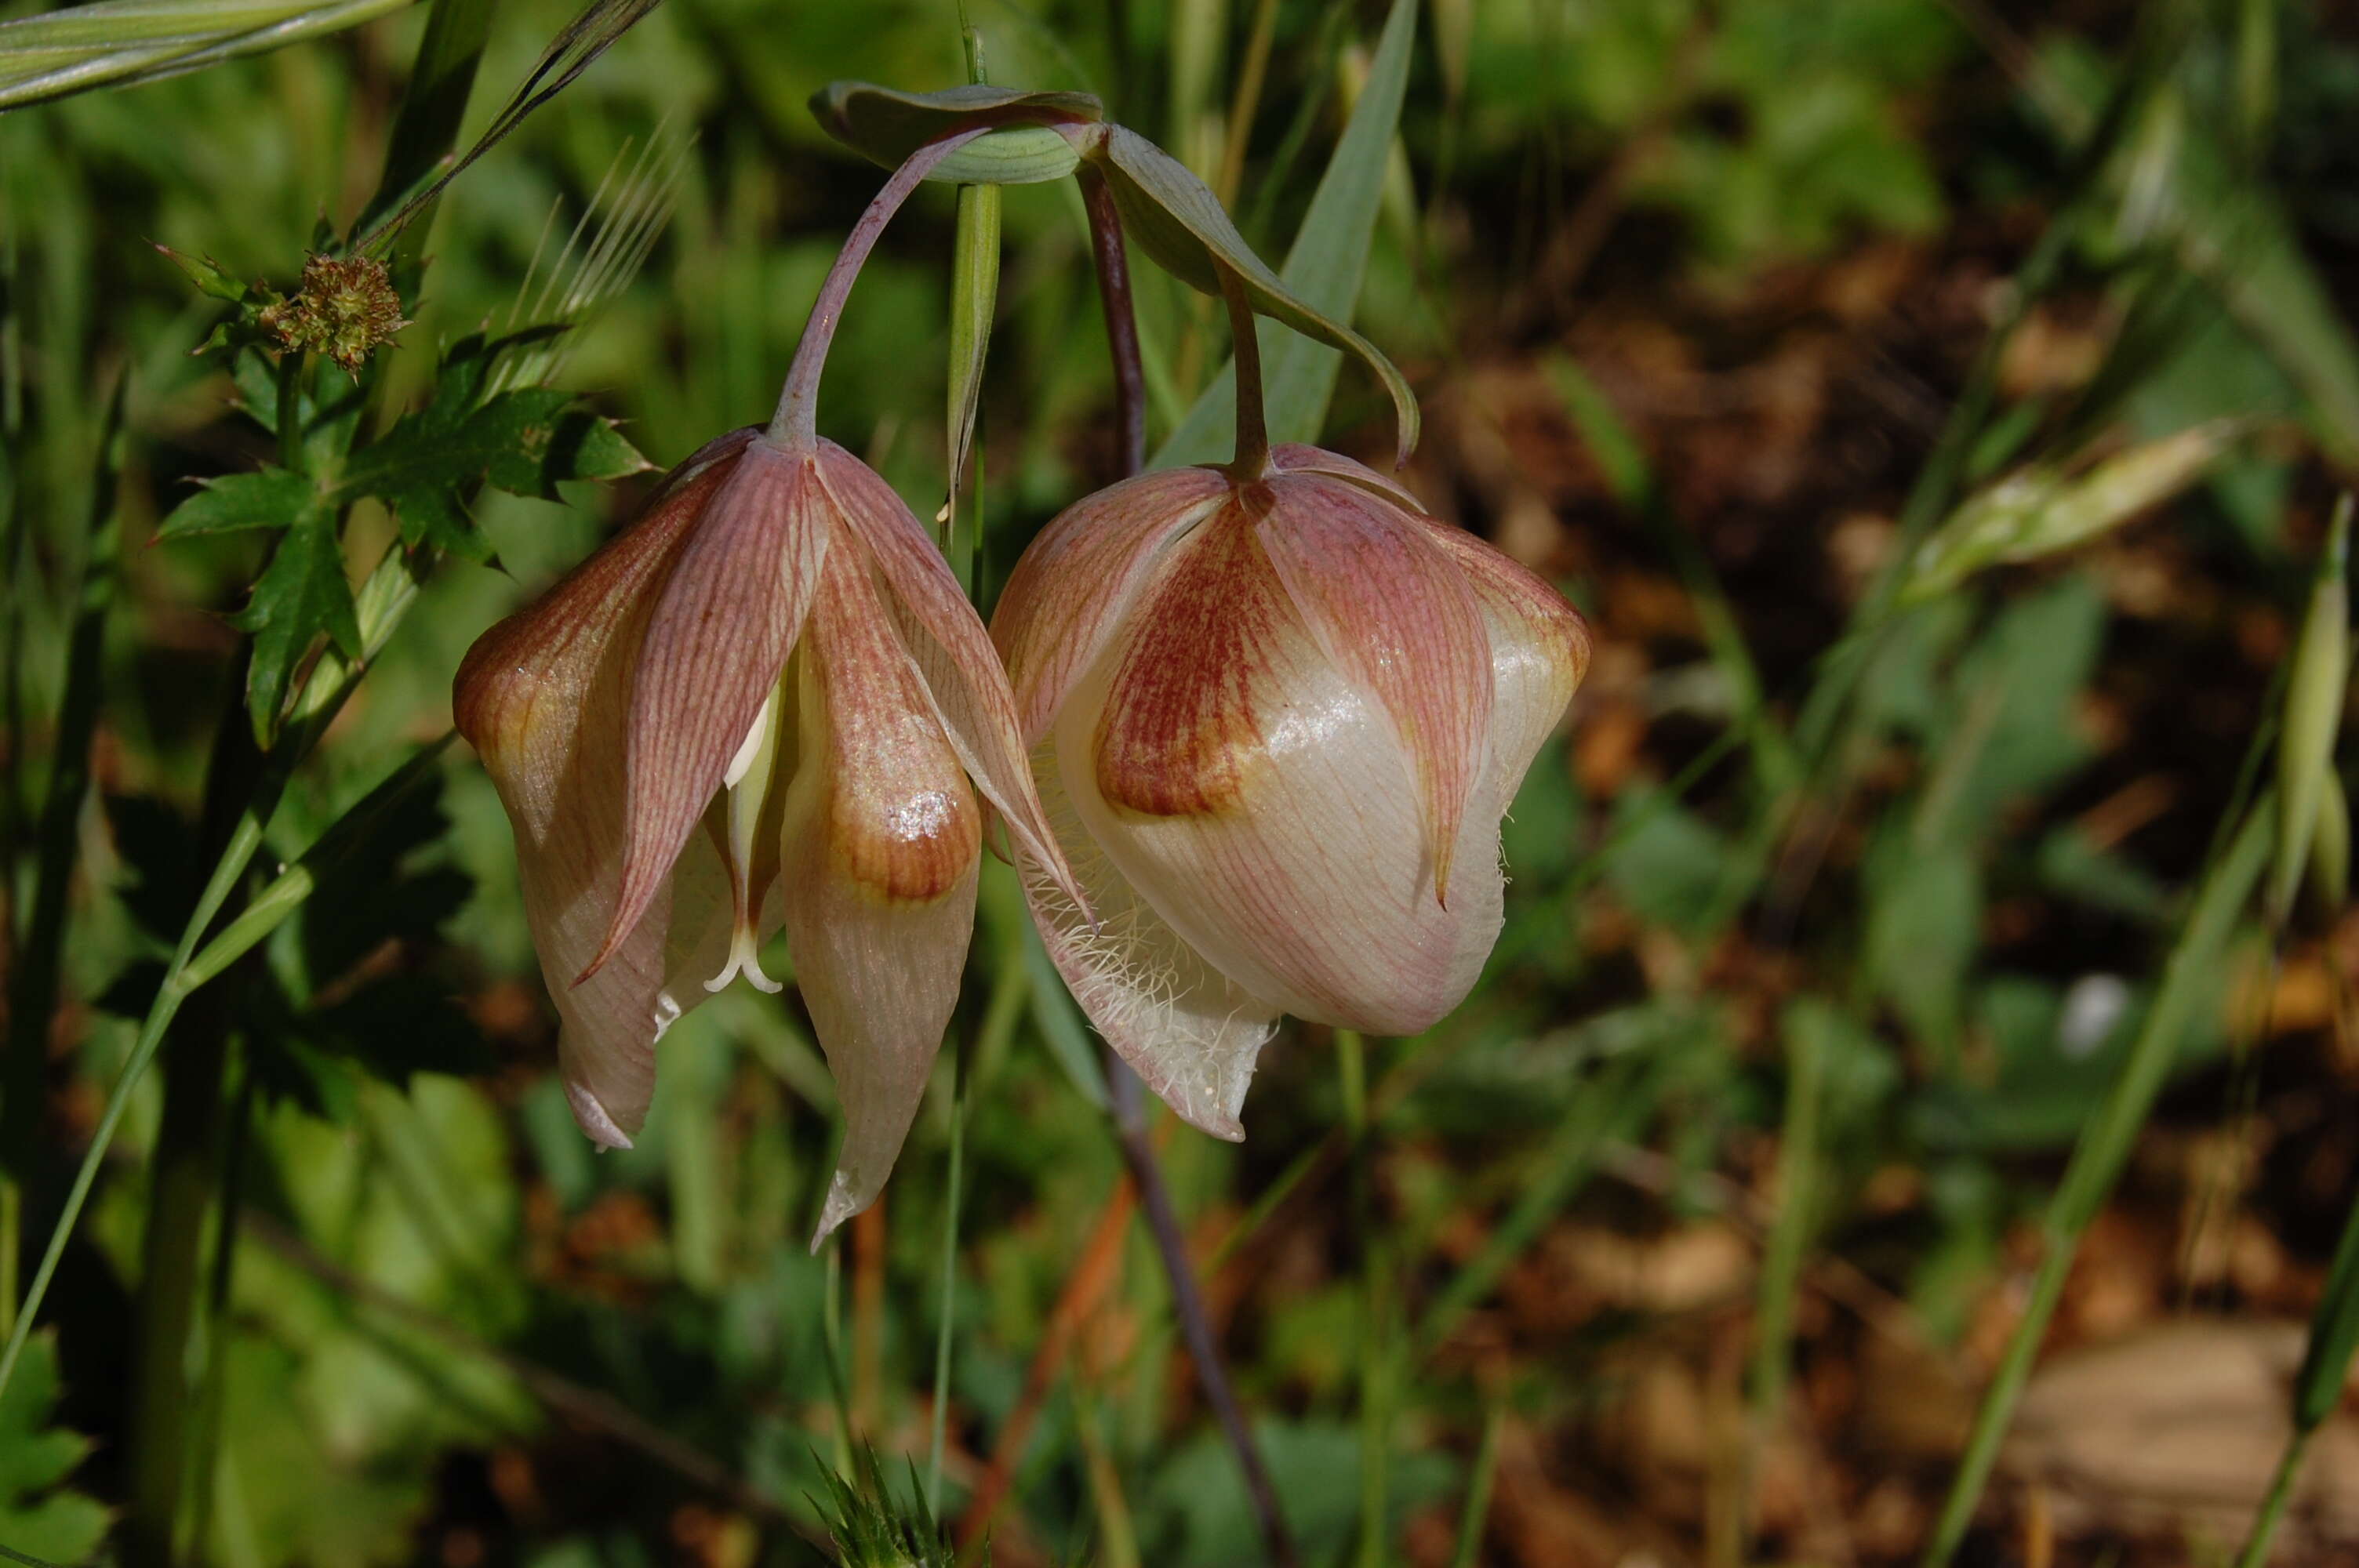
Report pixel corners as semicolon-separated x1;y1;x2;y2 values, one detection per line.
480;394;648;494
1149;0;1420;468
340;373;645;559
156;467;316;539
236;503;358;749
812;81;1100;184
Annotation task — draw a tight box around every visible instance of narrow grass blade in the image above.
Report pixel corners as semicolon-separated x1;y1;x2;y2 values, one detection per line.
1150;0;1417;466
351;0;667;255
1920;801;2274;1566
354;0;493;266
945;180;1001;500
2234;1181;2359;1568
0;579;432;1403
2270;496;2350;924
0;0;416;111
2;379;124;1180
1448;1399;1505;1568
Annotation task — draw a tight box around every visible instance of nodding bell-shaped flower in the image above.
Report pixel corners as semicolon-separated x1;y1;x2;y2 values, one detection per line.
453;130;1083;1242
991;444;1591;1140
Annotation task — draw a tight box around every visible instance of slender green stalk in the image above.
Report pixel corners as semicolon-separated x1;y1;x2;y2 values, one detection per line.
925;1036;969;1514
1920;803;2275;1566
821;1236;854;1472
180;1057;260;1563
2237;1181;2359;1567
1;380;124;1195
126;956;236;1568
1449;1400;1506;1568
2236;1427;2312;1568
0;728;449;1404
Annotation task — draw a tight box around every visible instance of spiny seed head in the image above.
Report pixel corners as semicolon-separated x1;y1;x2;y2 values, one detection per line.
258;254;409;374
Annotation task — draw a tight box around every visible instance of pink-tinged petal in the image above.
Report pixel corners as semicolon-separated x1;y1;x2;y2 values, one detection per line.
1074;509;1500;1036
779;543;984;1243
1019;735;1278;1139
452;428;758;1145
1416;521;1593;821
990;465;1230;742
809;441;1090;916
591;438;829;978
1265;442;1426;512
1257;474;1492;902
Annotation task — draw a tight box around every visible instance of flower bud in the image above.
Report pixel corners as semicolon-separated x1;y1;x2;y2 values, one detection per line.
993;445;1589;1136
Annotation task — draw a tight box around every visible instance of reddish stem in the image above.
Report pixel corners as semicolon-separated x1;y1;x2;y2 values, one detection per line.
1078;165;1147;477
770;128;993;445
1217;266;1270;477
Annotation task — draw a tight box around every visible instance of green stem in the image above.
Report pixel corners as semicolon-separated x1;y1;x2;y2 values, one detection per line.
925;1035;969;1514
2;381;122;1192
2235;1425;2312;1568
181;1058;259;1564
0;708;443;1410
1920;803;2274;1566
1448;1399;1506;1568
125;670;264;1565
2237;1176;2359;1566
820;1237;853;1472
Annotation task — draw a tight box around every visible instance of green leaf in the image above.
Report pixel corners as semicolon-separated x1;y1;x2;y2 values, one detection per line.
0;1331;110;1568
1866;838;1981;1056
946;181;1001;497
1091;120;1417;467
337;349;648;559
811;81;1100;184
1149;0;1420;468
156;467;314;539
235;503;358;749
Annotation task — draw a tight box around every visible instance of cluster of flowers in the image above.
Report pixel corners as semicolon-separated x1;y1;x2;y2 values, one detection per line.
453;95;1590;1240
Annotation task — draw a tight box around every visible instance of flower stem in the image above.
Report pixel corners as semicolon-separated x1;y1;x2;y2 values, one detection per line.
1217;266;1270;477
770;129;992;446
926;1034;969;1514
1078;165;1146;476
1103;1059;1299;1567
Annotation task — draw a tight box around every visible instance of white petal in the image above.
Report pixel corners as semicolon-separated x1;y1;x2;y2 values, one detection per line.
1068;511;1502;1037
809;443;1092;916
1020;735;1278;1139
782;539;983;1243
454;440;753;1146
990;464;1230;743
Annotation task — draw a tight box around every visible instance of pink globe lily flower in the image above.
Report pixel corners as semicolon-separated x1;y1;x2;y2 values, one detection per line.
991;443;1590;1139
454;132;1084;1240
